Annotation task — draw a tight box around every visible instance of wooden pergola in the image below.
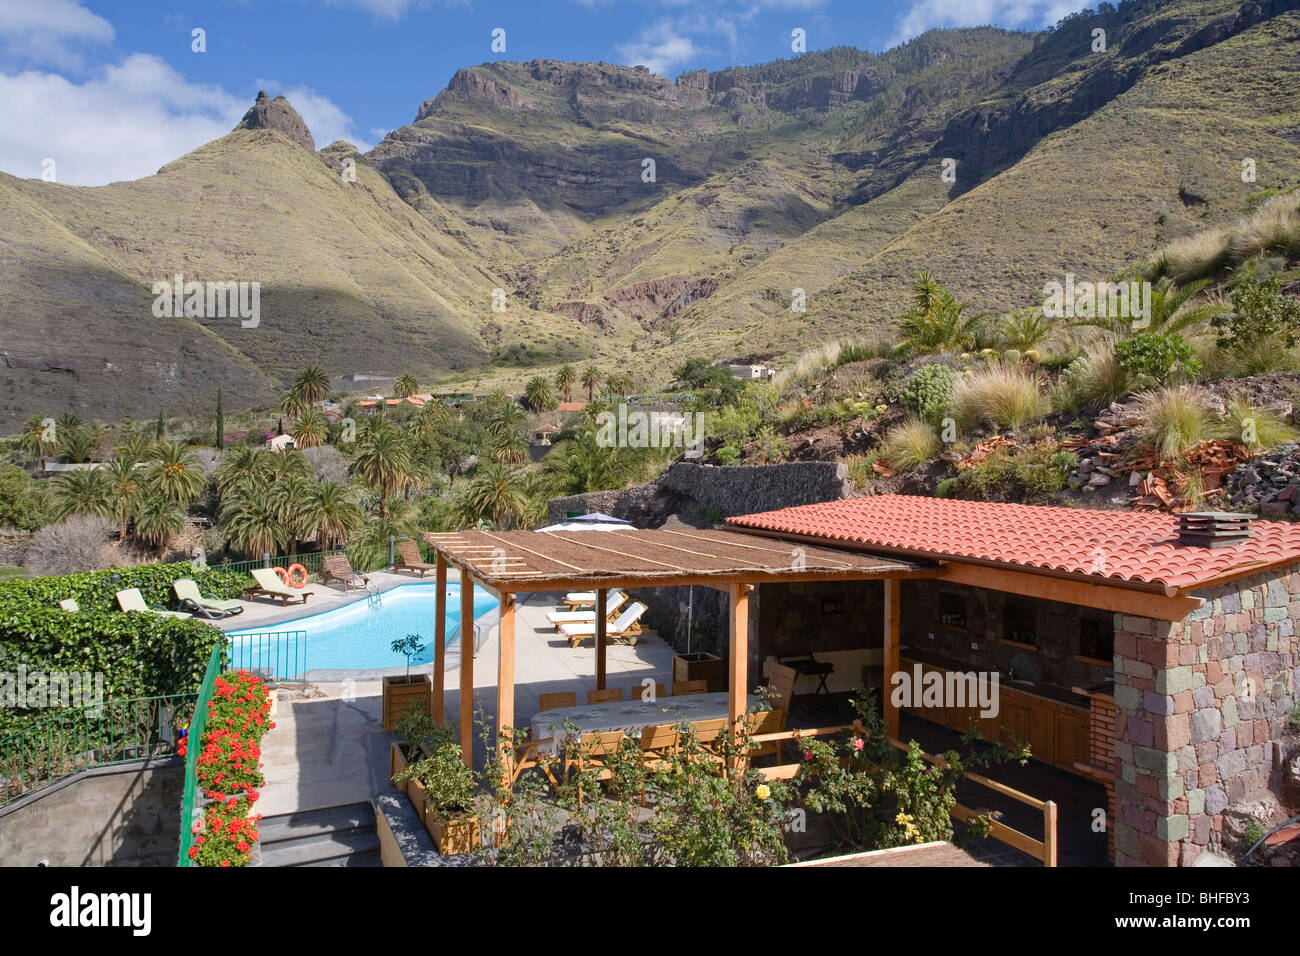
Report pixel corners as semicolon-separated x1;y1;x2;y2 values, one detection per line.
419;527;925;766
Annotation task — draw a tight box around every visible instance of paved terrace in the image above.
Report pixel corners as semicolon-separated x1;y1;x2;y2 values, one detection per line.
214;572;676;816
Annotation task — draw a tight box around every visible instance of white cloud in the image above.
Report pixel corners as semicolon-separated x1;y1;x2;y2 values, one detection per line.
616;19;708;77
890;0;1085;46
256;79;375;152
0;0;114;68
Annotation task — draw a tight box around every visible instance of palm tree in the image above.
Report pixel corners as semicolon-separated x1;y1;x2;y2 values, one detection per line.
257;448;313;485
458;462;528;529
350;419;418;518
214;446;262;496
581;365;602;401
523;375;557;412
490;430;529;466
57;426;94;464
487;400;527;441
134;494;185;555
393;373;420;398
279;389;310;423
221;484;287;558
18;416;56;461
999;308;1056;352
300;481;364;549
291;409;330;449
1068;278;1227;338
896;270;983;355
606;372;635;400
103;457;144;540
50;469;111;519
145;441;205;506
555;364;577;403
292;366;331;404
267;472;317;557
114;432;154;465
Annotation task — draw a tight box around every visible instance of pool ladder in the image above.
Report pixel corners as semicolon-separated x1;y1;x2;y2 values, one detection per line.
364;577;382;609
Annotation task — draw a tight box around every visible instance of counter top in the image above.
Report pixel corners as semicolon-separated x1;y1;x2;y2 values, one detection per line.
899;647;1089;710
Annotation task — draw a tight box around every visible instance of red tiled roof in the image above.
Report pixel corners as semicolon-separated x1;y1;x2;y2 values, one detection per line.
726;495;1300;593
556;402;585;412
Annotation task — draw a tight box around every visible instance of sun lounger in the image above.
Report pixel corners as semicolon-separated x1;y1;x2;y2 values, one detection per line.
173;578;243;618
115;588;193;619
558;601;647;648
394;540;436;577
322;554;370;590
545;589;628;629
561;587;625;610
244;567;313;606
58;598;79;612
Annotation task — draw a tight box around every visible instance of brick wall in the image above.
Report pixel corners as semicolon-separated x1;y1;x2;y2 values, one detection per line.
1112;569;1300;866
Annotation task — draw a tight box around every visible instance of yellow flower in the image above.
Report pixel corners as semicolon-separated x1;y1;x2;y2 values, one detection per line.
895;811;912;825
756;784;771;801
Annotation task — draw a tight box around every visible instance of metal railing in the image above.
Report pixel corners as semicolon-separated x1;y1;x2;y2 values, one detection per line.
178;644;223;866
212;549;345;579
1;691;192;807
226;630;308;682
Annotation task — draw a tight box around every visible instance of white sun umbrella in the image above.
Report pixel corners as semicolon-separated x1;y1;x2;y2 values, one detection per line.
537;512;633;532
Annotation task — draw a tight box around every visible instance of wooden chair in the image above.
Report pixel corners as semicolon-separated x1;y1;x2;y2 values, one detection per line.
685;718;729;769
322;554;369;590
565;730;624;804
766;663;799;713
638;723;680;768
394;540;435;577
586;688;624;705
672;679;708;696
537;692;577;712
507;736;561;788
625;681;667;703
745;708;787;765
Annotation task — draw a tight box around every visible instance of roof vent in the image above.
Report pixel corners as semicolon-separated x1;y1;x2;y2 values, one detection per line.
1178;512;1254;548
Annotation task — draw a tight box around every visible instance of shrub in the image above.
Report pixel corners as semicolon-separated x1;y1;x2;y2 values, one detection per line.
951;365;1045;432
878;418;940;470
1113;333;1201;386
1056;346;1131;410
23;516;116;576
1133;385;1215;460
1220;395;1299;451
1213;275;1300;353
898;364;956;424
951;443;1075;500
1156;228;1231;284
0;464;46;531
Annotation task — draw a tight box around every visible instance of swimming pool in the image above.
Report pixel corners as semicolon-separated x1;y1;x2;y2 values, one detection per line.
227;582;497;672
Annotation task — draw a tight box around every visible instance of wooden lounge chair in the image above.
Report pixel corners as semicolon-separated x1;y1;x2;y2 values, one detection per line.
558;601;647;648
545;589;628;629
394;540;435;577
322;554;369;590
173;578;243;618
537;692;577;712
244;567;312;606
58;598;78;612
586;688;624;705
672;679;708;696
115;588;193;620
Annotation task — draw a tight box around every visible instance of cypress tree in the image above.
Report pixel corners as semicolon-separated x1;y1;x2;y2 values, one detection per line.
155;410;164;440
215;387;224;448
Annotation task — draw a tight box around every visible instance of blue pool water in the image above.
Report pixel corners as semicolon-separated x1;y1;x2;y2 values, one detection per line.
227;583;497;671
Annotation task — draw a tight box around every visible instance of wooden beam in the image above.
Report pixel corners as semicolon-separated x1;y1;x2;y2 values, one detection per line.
728;583;749;737
595;588;607;691
432;566;925;595
459;573;474;769
433;554;447;725
883;577;900;740
934;562;1201;621
497;592;516;784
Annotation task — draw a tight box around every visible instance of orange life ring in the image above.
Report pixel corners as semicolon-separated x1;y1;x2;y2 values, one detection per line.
273;566;289;583
287;564;308;589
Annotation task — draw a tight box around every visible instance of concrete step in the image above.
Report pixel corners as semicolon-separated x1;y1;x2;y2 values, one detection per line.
257;802;379;867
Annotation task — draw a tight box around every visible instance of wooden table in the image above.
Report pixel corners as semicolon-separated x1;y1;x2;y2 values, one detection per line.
529;692;758;755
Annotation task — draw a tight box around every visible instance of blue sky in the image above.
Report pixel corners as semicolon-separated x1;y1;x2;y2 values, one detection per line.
0;0;1087;185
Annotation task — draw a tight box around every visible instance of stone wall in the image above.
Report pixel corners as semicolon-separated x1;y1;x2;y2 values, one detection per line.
1111;568;1300;866
547;460;854;526
0;757;184;866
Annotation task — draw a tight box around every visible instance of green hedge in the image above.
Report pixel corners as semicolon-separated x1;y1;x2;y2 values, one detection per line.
0;562;243;738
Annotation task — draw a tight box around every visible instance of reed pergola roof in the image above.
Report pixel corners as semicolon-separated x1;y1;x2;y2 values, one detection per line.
420;527;922;593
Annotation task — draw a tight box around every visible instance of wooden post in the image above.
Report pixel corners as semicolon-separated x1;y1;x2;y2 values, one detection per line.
459;573;475;769
595;588;607;691
497;592;516;785
728;583;750;734
1043;800;1058;867
883;577;900;740
433;554;447;724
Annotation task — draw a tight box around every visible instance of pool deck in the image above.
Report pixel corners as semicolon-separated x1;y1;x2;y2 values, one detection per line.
229;571;677;816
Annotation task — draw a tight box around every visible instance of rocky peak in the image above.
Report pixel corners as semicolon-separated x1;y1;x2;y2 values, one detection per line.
235;91;315;151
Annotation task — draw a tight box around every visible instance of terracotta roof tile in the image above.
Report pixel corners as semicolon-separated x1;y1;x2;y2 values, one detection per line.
726;496;1300;592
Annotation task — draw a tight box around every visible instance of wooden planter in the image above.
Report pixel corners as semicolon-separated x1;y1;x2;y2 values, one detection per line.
382;674;432;731
428;811;480;856
674;653;726;693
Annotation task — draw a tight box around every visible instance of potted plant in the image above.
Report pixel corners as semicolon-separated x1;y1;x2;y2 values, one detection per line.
389;703;447;809
382;633;432;730
673;652;726;692
392;737;480;855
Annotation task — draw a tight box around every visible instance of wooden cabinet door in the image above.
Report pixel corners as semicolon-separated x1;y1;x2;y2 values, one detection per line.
1023;697;1056;766
1054;708;1089;771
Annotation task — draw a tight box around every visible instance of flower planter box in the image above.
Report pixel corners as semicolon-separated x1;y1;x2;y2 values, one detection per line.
390;740;410;782
673;653;726;693
428;811;480;856
382;674;432;731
